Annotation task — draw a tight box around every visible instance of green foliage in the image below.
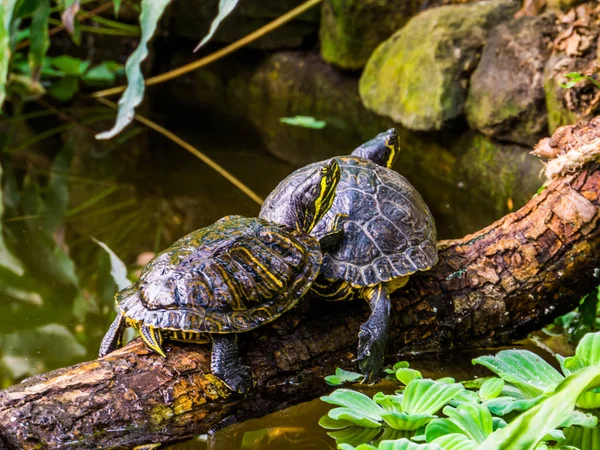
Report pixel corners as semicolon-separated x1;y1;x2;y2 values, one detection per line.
549;288;600;344
92;238;131;291
279;115;327;129
325;367;364;386
560;73;600;90
96;0;170;140
321;334;600;449
193;0;240;51
0;0;18;107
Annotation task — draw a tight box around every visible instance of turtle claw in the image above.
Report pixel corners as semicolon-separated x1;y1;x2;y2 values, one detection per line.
356;324;385;383
215;363;252;394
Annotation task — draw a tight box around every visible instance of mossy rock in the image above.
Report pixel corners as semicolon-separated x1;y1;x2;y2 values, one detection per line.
320;0;424;70
465;13;556;146
359;0;519;131
168;0;319;50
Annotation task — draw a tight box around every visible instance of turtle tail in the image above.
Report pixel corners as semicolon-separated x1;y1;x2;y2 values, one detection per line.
99;311;127;357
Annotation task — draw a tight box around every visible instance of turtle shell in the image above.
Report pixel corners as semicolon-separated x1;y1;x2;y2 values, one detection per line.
260;157;437;287
117;216;321;333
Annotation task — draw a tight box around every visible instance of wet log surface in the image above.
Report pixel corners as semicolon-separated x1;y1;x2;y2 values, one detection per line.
2;120;600;449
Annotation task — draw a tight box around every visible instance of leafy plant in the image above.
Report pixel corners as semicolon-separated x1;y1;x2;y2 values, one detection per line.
325;368;364;386
560;72;600;90
279;116;327;129
321;333;600;449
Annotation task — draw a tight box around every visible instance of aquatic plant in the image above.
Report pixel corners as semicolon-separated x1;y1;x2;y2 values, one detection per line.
321;332;600;449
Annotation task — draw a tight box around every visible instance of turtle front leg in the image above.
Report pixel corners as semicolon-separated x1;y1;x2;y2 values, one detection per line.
211;334;252;394
318;213;347;252
356;285;391;383
99;311;127;357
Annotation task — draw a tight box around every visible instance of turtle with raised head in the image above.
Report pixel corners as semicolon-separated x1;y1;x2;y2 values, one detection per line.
260;130;438;382
99;160;342;393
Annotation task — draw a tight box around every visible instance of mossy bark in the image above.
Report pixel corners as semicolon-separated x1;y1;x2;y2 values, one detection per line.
1;120;600;449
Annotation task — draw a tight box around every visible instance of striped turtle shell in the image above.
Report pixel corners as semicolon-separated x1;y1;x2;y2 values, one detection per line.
261;157;437;287
117;215;321;333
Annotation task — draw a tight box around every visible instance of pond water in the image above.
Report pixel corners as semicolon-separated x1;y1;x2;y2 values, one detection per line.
0;103;548;447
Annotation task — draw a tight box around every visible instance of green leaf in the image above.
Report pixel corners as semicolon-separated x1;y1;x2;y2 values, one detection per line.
321;389;384;421
338;444;378;450
477;365;600;450
0;162;23;275
92;238;131;290
442;403;494;443
81;64;116;84
47;77;79;101
381;411;435;431
328;426;381;447
432;434;478;450
279;115;327;129
96;0;170;140
473;350;564;398
402;379;465;415
396;368;423;385
193;0;239;51
319;414;353;430
0;0;18;108
479;378;504;401
50;55;90;76
328;407;382;428
563;426;600;450
450;389;480;406
425;418;464;442
483;396;543;416
325;367;363;386
558;409;597;428
378;439;443;450
27;0;50;81
373;392;403;413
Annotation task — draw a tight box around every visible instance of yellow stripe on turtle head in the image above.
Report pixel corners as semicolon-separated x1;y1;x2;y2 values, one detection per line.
305;160;340;233
384;131;400;169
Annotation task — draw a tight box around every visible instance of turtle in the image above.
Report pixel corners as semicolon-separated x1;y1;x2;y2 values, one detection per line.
98;159;342;394
260;129;438;382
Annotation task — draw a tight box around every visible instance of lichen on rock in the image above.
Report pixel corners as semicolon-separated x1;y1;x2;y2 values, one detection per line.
359;0;519;131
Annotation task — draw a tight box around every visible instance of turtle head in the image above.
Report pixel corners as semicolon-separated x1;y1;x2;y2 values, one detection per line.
350;128;399;169
292;159;341;234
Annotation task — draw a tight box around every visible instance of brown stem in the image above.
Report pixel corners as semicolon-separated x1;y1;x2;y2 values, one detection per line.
1;119;600;449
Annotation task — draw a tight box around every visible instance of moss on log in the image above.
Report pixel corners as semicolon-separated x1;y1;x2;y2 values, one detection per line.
1;119;600;449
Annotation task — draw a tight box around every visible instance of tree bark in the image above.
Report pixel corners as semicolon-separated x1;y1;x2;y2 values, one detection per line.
2;119;600;450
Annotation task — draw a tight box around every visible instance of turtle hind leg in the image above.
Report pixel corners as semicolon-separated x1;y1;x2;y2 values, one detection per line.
140;324;166;357
211;334;252;394
99;311;127;357
356;284;391;383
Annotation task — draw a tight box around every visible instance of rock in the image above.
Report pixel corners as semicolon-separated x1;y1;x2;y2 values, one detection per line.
465;13;557;146
359;0;519;131
547;0;586;11
451;132;544;219
168;0;319;50
319;0;424;70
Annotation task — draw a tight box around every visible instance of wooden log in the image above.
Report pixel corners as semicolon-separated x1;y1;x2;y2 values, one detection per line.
1;119;600;450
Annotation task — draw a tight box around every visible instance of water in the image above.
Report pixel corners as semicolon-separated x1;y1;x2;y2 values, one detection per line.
0;105;546;446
